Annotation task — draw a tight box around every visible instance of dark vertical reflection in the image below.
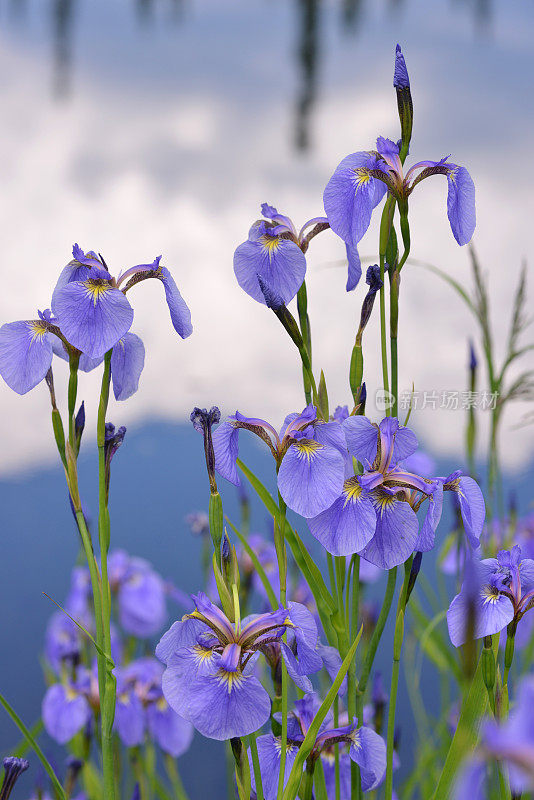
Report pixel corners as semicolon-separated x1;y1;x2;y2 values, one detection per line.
52;0;75;100
341;0;363;32
294;0;320;153
136;0;153;25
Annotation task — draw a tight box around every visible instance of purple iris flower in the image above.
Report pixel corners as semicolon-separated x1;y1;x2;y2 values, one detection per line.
234;204;327;305
156;593;320;740
115;658;193;756
107;550;167;638
324;127;475;291
212;404;346;518
308;416;443;568
483;674;534;793
42;668;95;744
438;470;485;549
0;312;57;395
447;545;534;647
50;245;192;359
44;612;82;672
248;693;386;799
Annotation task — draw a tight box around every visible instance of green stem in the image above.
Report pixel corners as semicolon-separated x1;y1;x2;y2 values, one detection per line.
378;198;395;408
275;492;289;799
164;755;190;800
297;282;312;405
390;210;410;418
385;559;412;800
249;732;265;800
349;556;361;800
97;351;116;800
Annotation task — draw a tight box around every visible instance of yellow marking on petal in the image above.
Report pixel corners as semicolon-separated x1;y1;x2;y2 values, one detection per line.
192;644;215;663
260;235;281;258
481;585;500;605
29;321;48;341
342;476;363;507
374;491;397;516
83;279;111;306
156;696;168;712
294;439;322;461
216;668;245;694
353;167;372;187
65;686;79;702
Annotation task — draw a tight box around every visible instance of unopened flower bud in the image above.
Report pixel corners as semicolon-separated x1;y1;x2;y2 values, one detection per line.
0;757;30;800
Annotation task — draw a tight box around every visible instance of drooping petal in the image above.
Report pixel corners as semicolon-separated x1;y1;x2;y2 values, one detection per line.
416;482;444;552
277;439;345;518
51;336;103;372
114;691;146;747
186;669;271;740
212;417;241;486
52;280;134;359
280;644;313;692
323;152;388;247
346;242;362;292
249;734;300;800
308;478;376;556
161;645;220;720
234;230;306;306
349;725;387;792
342;416;379;467
110;332;145;401
444;473;485;548
146;699;194;757
446;166;476;246
359;493;419;569
447;586;514;647
158;265;193;339
322;752;352;800
378;417;418;468
316;644;347;695
118;566;167;638
0;320;53;394
42;685;91;745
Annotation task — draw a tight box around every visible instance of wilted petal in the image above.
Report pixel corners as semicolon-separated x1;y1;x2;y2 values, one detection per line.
111;332;145;401
278;439;345;518
52;280;134;359
0;320;53;394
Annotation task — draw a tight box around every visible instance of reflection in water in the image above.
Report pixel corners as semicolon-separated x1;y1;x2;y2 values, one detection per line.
3;0;495;150
294;0;320;152
52;0;74;100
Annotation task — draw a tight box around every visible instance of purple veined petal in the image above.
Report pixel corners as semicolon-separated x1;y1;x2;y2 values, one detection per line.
51;336;104;372
233;235;306;306
393;44;410;89
114;690;146;747
322;752;352;800
212;417;241;486
118;567;167;638
0;320;54;394
446;166;476;246
297;215;329;242
161;644;220;720
110;332;145;401
280;643;313;692
376;136;402;172
308;478;376;557
249;733;301;800
277;439;345;518
323;152;388;246
51;280;134;359
416;481;444;552
349;725;387;792
452;758;486;800
288;601;318;650
342;416;379;467
444;474;485;548
146;699;194;757
72;243;107;270
51;254;111;309
359;493;419;569
186;669;271;740
519;558;534;596
316;644;347;695
155;617;209;664
42;684;91;745
313;420;348;458
446;587;514;647
281;404;317;441
378;417;418;468
345;242;362;291
157;265;193;339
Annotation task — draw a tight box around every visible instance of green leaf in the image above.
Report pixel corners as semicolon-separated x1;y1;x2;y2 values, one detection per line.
432;638;498;800
0;691;66;800
43;593;114;667
282;626;363;800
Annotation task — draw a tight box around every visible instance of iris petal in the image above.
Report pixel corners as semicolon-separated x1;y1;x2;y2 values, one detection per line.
359;494;419;569
447;166;476;246
277;439;345;518
0;320;53;395
234;234;306;306
111;332;145;401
